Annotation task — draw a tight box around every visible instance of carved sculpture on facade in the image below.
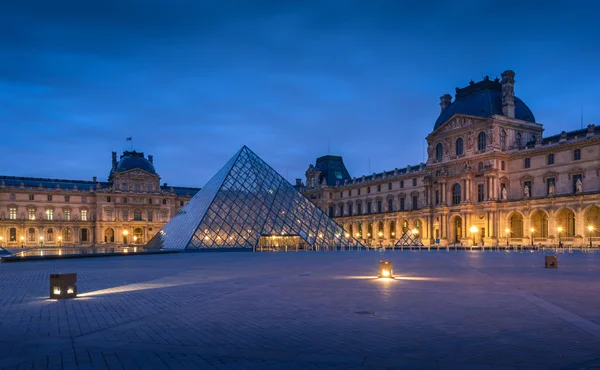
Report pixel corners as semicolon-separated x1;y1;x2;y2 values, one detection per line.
501;187;508;200
548;182;555;196
576;178;583;193
487;127;495;144
466;132;473;150
524;185;530;198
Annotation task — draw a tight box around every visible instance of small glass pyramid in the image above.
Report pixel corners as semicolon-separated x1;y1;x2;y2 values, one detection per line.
146;146;363;251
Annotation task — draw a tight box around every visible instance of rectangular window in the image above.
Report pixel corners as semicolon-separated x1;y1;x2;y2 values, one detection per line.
149;198;153;204
339;204;344;217
328;206;334;218
28;208;35;220
367;187;371;194
107;196;112;203
180;201;184;206
435;190;439;205
328;193;332;200
64;195;70;202
106;210;113;221
47;194;53;201
81;209;88;221
9;207;17;220
547;177;555;195
29;194;34;201
357;188;361;195
377;184;381;192
388;199;393;212
524;158;530;169
123;197;128;204
348;204;353;215
10;228;17;242
64;209;71;221
388;183;392;190
367;202;372;214
377;201;382;213
148;210;153;222
400;180;404;188
501;161;505;171
357;204;362;215
478;184;485;202
348;190;351;197
574;149;581;161
121;210;127;221
412;178;417;186
547;153;554;165
161;212;168;222
81;196;87;203
412;196;418;210
45;209;53;220
400;198;405;211
340;192;343;199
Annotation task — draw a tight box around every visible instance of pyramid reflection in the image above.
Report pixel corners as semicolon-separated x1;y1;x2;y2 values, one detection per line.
146;146;363;251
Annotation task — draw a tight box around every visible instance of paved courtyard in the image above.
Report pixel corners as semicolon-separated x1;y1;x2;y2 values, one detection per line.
0;250;599;370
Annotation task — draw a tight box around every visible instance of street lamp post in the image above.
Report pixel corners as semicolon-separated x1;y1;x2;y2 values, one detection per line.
530;227;535;247
557;227;563;248
39;236;44;248
469;225;478;247
588;225;594;248
58;236;62;247
20;236;24;248
505;228;510;247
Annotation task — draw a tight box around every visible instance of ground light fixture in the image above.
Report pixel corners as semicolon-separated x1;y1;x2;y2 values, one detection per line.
505;228;511;246
530;227;535;246
49;273;77;299
379;260;393;278
469;225;478;246
557;226;563;246
589;225;595;248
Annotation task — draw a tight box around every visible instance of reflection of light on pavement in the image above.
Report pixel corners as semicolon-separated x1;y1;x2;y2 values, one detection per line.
79;282;185;297
337;275;446;282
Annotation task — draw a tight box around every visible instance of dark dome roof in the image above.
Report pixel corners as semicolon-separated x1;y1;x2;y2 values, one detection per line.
114;151;156;175
433;78;535;131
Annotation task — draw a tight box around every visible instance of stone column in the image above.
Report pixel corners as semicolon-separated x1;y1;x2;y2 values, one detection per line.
462;179;467;203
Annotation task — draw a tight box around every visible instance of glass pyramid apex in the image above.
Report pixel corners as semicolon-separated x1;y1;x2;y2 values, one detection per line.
146;146;362;251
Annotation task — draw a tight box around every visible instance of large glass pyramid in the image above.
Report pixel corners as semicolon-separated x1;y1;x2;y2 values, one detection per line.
146;146;363;251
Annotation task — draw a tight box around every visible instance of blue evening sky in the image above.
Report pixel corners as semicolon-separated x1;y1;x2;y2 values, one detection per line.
1;0;598;188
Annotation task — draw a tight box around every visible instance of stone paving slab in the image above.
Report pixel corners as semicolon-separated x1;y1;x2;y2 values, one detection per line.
0;251;599;369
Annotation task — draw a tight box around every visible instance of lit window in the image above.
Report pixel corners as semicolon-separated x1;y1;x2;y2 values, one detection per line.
9;228;17;242
45;209;53;220
28;209;35;220
28;228;35;242
64;210;71;221
9;207;17;220
81;209;88;221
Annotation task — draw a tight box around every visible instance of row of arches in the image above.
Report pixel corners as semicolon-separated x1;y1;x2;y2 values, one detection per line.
103;227;144;244
2;227;90;244
435;132;489;161
343;219;423;240
507;207;599;238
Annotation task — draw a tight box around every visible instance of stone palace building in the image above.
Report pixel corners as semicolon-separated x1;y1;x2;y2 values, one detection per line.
0;151;199;248
303;70;600;247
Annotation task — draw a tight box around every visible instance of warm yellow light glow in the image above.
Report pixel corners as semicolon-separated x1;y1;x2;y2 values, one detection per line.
134;236;138;241
355;233;360;237
367;233;371;237
58;249;62;255
124;248;128;253
412;228;419;235
469;225;478;233
0;236;3;241
67;287;74;294
530;227;535;233
378;232;383;237
53;287;61;295
588;225;595;232
318;233;323;238
505;228;510;234
204;236;209;240
39;236;44;241
20;236;24;241
344;233;350;238
122;230;129;236
134;247;137;252
557;226;563;233
391;232;395;236
381;269;390;277
58;236;62;241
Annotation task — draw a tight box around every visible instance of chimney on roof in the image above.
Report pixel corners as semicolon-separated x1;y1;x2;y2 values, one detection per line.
112;151;117;169
148;155;153;163
439;94;452;112
501;70;515;118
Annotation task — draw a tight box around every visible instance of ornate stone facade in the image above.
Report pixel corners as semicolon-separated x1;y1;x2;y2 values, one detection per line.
0;151;199;248
303;71;600;247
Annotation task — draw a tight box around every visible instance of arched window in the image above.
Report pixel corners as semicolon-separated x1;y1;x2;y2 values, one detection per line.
584;207;600;233
378;222;384;239
556;209;576;237
414;219;422;237
401;220;409;234
367;223;373;239
9;228;17;242
477;132;487;151
63;228;73;242
80;228;89;242
531;211;548;237
104;228;115;243
46;228;54;242
515;132;522;148
452;183;461;205
500;130;506;150
390;221;396;238
134;228;143;244
436;143;443;161
455;138;463;156
510;213;524;238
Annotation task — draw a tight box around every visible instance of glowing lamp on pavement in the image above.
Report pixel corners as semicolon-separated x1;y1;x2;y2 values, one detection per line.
379;260;393;278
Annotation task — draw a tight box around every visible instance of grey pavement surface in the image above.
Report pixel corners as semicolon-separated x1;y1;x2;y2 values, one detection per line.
1;250;600;369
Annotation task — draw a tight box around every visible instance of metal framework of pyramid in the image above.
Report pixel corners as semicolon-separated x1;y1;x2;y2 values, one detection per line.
394;229;424;247
146;146;363;251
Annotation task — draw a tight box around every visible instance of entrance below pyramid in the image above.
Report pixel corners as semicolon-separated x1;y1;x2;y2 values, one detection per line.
257;235;308;251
